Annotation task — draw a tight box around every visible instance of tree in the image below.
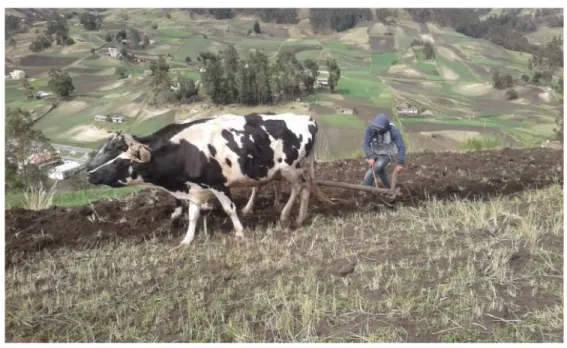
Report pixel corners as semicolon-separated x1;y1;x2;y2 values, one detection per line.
115;30;127;42
46;13;70;45
423;42;435;60
556;77;563;94
506;89;518;100
553;104;563;143
90;48;96;55
222;45;240;104
253;20;261;34
79;11;102;31
142;35;150;48
249;50;272;105
129;28;141;48
326;58;341;93
185;56;192;65
521;74;530;83
272;50;303;101
105;32;113;42
175;73;198;103
115;66;128;79
29;35;52;52
152;23;158;30
22;78;34;99
48;69;75;99
199;52;226;104
5;15;21;33
5;108;53;191
148;56;172;106
300;58;319;95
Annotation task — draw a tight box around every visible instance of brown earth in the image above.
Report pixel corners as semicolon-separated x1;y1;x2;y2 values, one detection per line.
370;36;396;52
5;147;562;268
419;23;430;34
19;55;77;67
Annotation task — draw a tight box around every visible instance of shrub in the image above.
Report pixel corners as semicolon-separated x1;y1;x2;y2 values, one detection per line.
506;89;519;100
460;136;502;152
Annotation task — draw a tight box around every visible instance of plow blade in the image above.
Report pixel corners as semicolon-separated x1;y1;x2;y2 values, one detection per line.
316;180;402;197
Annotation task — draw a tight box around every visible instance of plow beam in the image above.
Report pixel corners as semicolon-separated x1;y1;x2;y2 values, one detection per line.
315;180;402;197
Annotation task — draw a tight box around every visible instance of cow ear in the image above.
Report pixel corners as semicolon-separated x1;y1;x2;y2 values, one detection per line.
138;145;151;163
131;144;151;163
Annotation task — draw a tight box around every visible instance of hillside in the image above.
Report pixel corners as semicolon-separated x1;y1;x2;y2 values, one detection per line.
4;8;564;343
5;8;564;159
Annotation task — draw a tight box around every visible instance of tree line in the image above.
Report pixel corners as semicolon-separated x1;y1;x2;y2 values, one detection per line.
197;47;341;106
404;8;563;57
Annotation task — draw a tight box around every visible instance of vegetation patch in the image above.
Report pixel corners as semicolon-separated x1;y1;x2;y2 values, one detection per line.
316;113;366;129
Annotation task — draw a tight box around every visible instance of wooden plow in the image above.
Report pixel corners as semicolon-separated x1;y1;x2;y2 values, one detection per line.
316;167;402;203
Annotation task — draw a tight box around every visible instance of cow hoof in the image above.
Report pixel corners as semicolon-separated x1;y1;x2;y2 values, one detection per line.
234;233;245;240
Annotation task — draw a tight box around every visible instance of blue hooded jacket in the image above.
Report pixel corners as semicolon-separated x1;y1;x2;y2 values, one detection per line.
363;114;406;165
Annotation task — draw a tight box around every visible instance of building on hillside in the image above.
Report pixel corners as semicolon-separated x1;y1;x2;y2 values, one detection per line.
35;91;51;99
396;107;420;116
316;77;329;88
107;47;122;59
47;159;85;180
94;114;109;122
10;69;26;80
111;116;126;123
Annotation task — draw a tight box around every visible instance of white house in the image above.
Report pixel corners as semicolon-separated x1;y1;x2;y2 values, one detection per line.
397;107;420;116
47;159;85;180
94;115;108;122
111;116;126;123
316;77;329;88
10;70;26;80
35;91;51;99
108;47;122;59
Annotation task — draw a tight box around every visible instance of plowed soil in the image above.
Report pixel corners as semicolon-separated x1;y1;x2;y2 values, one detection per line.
5;148;563;268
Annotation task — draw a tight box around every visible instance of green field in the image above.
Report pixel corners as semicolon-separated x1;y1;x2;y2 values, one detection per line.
317;113;366;129
371;52;399;71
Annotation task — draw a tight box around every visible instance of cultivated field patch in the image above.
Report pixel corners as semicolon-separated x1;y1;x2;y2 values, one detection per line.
19;54;78;67
370;36;396;52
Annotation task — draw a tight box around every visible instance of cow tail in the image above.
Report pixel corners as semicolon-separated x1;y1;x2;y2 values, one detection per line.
308;147;335;205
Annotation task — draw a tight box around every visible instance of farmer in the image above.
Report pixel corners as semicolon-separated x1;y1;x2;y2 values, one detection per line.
361;113;406;188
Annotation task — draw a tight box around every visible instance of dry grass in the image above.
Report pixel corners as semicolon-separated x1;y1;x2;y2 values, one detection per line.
5;184;563;343
21;181;59;211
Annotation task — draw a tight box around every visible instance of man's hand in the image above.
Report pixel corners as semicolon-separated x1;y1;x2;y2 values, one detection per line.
367;159;375;168
395;164;404;173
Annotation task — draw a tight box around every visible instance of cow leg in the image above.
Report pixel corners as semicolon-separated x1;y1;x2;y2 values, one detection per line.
295;177;311;229
179;200;201;245
211;186;245;239
242;186;259;216
280;180;301;230
170;199;184;220
273;181;282;208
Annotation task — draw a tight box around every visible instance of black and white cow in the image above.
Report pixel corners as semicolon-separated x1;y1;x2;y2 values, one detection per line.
86;113;332;246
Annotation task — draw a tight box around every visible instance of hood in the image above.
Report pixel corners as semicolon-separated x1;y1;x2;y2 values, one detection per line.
370;114;391;131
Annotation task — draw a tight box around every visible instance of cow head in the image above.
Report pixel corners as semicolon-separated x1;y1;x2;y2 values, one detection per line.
86;131;151;187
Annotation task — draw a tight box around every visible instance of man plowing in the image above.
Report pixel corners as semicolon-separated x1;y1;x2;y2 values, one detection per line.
361;114;406;190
